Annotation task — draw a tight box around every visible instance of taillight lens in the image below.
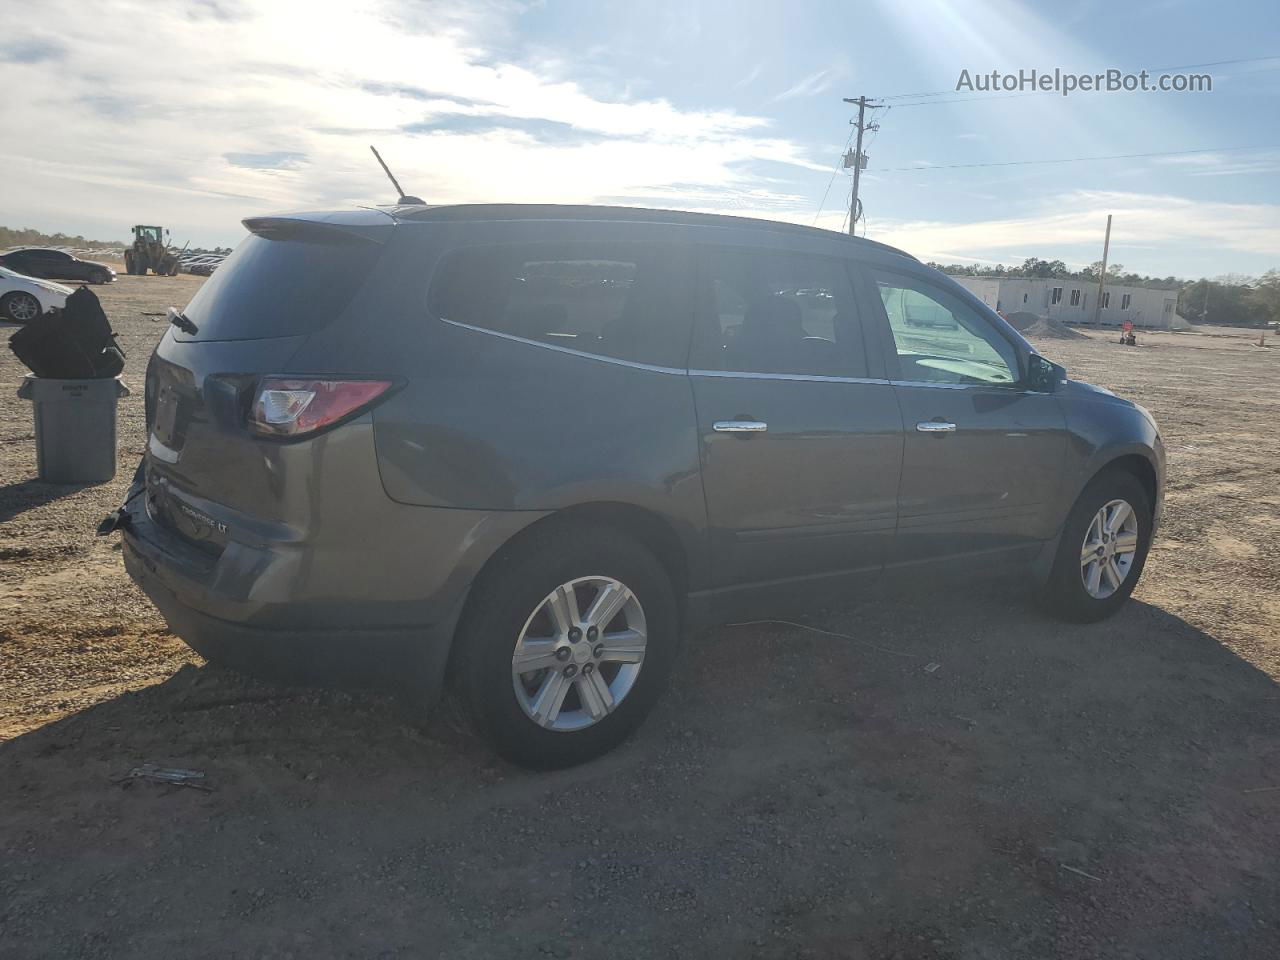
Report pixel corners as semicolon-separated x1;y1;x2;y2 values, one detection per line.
249;378;393;439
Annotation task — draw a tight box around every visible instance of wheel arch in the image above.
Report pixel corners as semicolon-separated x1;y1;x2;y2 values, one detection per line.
1032;448;1161;586
442;500;694;689
476;500;691;601
1098;452;1158;512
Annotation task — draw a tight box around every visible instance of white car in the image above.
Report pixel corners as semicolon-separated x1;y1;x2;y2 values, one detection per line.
0;265;72;323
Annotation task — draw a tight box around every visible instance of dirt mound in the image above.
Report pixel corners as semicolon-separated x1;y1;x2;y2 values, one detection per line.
1012;313;1087;340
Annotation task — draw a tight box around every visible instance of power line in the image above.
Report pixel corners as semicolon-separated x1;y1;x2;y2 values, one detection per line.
875;143;1277;173
812;125;857;226
872;54;1280;104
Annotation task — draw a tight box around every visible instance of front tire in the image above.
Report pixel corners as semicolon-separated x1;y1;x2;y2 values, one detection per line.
1;291;41;323
454;523;680;769
1040;469;1152;622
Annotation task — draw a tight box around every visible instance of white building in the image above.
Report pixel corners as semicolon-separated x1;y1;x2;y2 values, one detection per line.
950;276;1184;329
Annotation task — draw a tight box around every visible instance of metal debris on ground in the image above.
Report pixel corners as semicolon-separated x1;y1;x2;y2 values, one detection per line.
1061;864;1103;882
120;763;211;791
924;661;942;673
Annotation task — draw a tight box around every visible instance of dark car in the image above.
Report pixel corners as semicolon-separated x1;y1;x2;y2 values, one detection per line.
111;204;1164;768
0;248;116;284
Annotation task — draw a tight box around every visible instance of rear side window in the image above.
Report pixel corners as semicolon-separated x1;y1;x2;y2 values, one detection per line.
690;246;868;378
429;242;694;368
180;233;383;341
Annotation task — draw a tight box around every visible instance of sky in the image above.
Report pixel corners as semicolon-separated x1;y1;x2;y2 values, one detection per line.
1;0;1277;279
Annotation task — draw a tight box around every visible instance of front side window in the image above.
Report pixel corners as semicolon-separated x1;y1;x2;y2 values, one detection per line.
690;246;867;377
871;271;1019;387
429;242;692;368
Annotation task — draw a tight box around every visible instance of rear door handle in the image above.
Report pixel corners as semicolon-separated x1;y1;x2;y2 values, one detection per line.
714;420;768;433
916;420;956;433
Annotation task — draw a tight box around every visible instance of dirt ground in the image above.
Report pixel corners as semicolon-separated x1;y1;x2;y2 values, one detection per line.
2;271;1278;959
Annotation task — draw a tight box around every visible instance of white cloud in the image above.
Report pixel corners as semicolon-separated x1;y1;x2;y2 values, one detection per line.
767;67;842;103
0;0;823;245
844;190;1280;276
1152;151;1280;178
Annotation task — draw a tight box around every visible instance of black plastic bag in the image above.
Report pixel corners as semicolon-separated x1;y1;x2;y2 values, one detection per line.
8;287;125;378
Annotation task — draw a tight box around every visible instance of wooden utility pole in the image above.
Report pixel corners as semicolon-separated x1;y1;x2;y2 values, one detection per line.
841;97;881;236
1092;214;1112;326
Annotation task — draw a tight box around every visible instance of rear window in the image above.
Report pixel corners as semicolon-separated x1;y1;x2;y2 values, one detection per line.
180;232;383;341
428;241;694;368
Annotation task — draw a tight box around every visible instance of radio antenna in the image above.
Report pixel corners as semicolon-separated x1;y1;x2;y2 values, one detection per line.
369;145;424;204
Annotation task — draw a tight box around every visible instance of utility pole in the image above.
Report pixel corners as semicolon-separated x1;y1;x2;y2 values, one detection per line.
1092;213;1112;326
842;96;881;236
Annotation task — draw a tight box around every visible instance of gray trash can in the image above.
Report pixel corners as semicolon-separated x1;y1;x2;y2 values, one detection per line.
17;376;131;484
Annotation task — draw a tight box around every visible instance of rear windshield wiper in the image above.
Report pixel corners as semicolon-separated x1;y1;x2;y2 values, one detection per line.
166;306;198;335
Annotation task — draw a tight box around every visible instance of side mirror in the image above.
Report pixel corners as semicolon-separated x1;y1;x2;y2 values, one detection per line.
1026;353;1066;393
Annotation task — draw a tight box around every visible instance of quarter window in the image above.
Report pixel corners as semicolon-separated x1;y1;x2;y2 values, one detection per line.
690;247;867;377
871;271;1019;387
429;242;693;368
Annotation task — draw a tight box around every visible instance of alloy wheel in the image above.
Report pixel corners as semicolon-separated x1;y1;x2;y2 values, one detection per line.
511;576;647;732
6;293;39;322
1080;498;1140;599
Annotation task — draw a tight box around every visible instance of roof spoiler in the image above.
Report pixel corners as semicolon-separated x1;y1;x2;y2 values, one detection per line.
242;215;391;245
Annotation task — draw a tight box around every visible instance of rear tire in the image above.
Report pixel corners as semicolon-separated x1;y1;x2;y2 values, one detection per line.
454;523;680;769
1039;469;1152;623
1;291;41;323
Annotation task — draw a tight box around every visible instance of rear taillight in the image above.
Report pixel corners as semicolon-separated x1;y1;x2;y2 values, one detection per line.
248;377;394;439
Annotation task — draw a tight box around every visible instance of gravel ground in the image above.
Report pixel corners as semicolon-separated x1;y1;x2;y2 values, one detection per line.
2;272;1278;959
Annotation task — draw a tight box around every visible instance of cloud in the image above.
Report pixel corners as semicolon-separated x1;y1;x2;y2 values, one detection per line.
768;67;842;103
734;64;762;89
225;151;309;170
0;0;824;245
1152;151;1280;178
844;190;1280;276
0;36;65;64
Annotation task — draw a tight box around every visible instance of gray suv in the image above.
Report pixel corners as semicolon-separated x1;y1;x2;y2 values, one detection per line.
114;204;1164;767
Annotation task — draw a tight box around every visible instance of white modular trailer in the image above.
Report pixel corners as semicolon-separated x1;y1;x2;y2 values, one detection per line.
951;276;1183;329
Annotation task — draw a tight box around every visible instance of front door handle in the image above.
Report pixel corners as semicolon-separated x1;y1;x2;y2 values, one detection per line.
916;420;957;433
714;420;768;433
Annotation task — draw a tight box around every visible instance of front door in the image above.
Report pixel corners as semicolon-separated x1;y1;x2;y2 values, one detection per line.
858;265;1066;567
691;243;903;588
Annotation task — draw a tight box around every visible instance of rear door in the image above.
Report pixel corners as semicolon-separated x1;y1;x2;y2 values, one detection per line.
856;263;1066;566
7;251;44;277
690;241;902;588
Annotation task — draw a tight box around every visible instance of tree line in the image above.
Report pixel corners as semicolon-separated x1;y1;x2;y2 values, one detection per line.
0;225;232;257
929;257;1279;328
